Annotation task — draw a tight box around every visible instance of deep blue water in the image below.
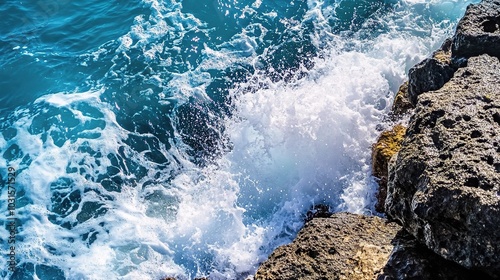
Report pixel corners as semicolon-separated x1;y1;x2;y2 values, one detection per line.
0;0;476;279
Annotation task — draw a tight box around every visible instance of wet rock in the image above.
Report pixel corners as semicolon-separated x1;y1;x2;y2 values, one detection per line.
305;204;333;221
407;39;456;105
255;213;484;280
391;82;414;116
452;0;500;59
254;213;400;280
372;124;407;213
385;54;500;277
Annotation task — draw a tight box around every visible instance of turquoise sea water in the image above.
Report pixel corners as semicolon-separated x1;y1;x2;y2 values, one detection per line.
0;0;477;279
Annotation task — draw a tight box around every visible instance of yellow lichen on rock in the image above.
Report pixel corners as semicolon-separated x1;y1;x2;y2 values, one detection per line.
372;124;407;213
392;82;414;116
433;50;451;65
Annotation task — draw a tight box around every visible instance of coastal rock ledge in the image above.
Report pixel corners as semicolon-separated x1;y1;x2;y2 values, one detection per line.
385;0;500;277
255;213;400;280
385;0;500;278
386;54;500;278
254;213;484;280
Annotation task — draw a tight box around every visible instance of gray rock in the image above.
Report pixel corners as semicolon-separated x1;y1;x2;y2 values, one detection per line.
378;230;492;280
408;0;500;104
385;54;500;277
452;0;500;59
407;39;456;105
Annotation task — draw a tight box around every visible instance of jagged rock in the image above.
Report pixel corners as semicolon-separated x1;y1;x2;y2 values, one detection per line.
254;213;400;280
255;213;484;280
385;54;500;277
305;204;333;221
407;39;456;104
378;230;492;280
372;125;407;213
452;0;500;59
409;0;500;103
391;82;414;116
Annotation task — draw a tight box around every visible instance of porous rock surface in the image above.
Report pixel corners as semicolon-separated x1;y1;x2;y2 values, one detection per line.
378;230;491;280
407;39;456;105
391;81;414;116
452;0;500;59
408;0;500;105
254;213;484;280
385;54;500;277
254;213;400;280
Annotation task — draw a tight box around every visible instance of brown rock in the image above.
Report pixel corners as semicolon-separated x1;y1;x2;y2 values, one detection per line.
372;124;407;213
255;213;486;280
254;213;400;280
391;82;414;116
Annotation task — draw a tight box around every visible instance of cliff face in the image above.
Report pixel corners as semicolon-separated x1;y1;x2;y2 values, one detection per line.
255;0;500;279
385;0;500;277
386;54;500;277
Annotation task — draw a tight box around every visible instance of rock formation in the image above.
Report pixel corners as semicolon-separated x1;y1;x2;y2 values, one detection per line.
372;125;407;213
378;230;491;280
407;39;456;105
391;82;413;116
452;0;500;59
254;213;485;280
384;0;500;276
386;53;500;278
254;213;400;280
256;1;500;279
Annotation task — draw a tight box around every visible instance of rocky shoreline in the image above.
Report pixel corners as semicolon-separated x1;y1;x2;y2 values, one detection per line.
255;0;500;279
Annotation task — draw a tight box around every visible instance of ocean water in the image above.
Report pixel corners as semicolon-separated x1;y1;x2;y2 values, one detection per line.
0;0;477;279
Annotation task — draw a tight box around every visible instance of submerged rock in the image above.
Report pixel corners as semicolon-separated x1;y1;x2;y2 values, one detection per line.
385;54;500;277
452;0;500;59
372;124;407;213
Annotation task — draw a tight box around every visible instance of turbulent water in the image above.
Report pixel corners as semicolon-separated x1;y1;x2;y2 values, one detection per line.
0;0;477;279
